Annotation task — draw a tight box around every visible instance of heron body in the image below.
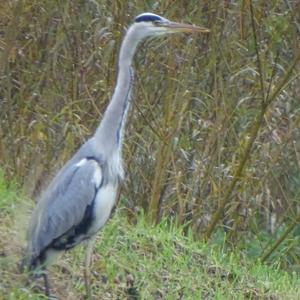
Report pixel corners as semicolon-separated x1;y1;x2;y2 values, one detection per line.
27;136;121;269
24;12;209;297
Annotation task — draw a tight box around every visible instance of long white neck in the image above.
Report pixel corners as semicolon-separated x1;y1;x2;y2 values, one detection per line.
94;26;141;156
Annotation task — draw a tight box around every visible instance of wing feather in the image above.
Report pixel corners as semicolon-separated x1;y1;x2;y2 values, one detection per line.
27;158;103;261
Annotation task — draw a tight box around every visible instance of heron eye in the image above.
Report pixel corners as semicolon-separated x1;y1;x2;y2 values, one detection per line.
153;20;161;26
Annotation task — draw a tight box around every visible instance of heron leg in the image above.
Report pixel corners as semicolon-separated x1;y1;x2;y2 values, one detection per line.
42;271;50;297
84;237;96;299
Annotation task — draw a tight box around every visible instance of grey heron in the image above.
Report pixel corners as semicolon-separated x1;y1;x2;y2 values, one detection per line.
23;12;209;298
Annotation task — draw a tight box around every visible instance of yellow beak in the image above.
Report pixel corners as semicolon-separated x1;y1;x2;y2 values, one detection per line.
162;21;210;33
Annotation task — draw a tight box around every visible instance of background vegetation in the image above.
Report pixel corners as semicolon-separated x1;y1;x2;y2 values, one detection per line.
1;0;300;298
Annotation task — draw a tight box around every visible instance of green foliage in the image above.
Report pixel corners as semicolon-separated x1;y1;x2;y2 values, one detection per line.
0;170;18;214
1;180;300;299
92;213;300;299
1;0;300;277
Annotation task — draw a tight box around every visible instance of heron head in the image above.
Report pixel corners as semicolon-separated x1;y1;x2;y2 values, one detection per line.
131;12;210;39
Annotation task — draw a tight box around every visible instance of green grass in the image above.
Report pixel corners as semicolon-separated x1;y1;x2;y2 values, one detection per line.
0;170;18;214
1;178;300;299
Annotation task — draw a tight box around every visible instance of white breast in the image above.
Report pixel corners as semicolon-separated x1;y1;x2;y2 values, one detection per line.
89;183;118;235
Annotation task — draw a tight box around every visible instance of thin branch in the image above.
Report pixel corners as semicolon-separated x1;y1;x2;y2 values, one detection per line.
204;0;300;239
204;109;264;240
261;213;300;262
0;1;23;76
250;0;266;103
284;0;300;36
265;50;300;108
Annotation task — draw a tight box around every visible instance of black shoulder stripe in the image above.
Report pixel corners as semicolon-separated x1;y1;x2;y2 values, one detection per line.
74;200;95;236
86;156;101;165
48;193;97;251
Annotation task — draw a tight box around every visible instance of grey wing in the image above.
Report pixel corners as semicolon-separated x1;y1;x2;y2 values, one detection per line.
27;158;103;261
